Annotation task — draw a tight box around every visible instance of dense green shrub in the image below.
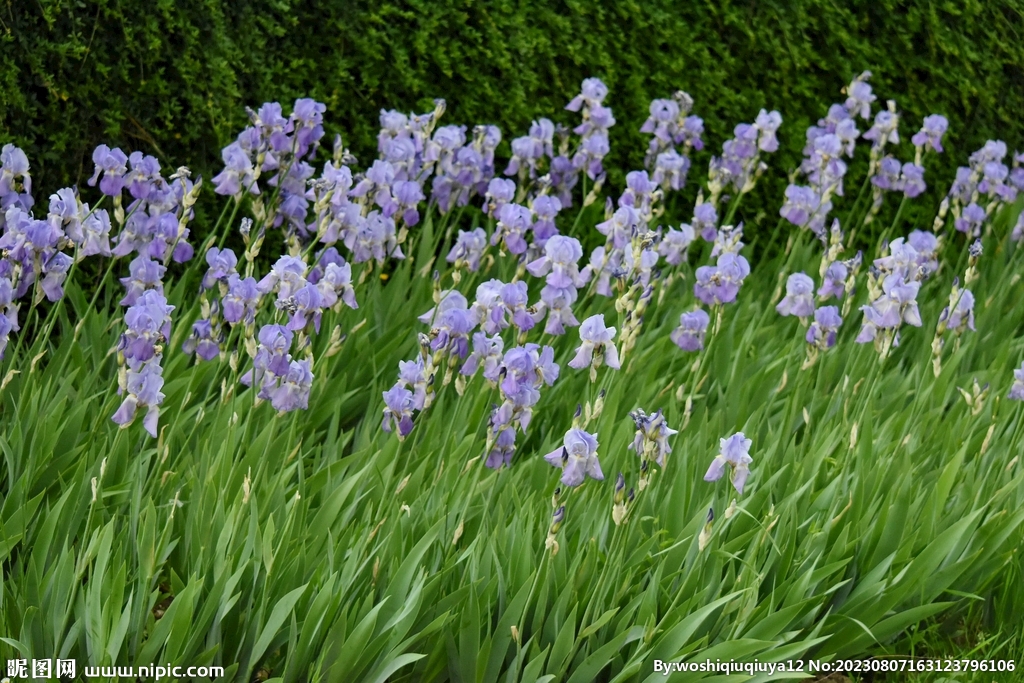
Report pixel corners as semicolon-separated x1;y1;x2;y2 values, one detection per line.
3;0;1024;234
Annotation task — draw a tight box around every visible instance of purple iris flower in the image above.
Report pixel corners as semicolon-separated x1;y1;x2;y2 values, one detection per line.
0;208;54;267
526;235;586;289
87;145;129;196
693;203;718;242
447;227;488;272
912;114;948;153
505;131;543;178
567;80;615;181
492;203;533;255
641;98;680;141
539;284;579;335
48;187;81;241
316;260;358;311
680;115;705;150
397;357;430;410
818;261;848;300
566;77;609;112
543;428;604;487
39;252;73;302
585;246;619;297
942;289;975;333
568;314;620;372
240;324;295;395
907;231;938;276
854;305;884;344
844;72;876;119
504;343;559;401
1009;362;1024;401
693;253;750;306
182;318;222;361
292;98;326;156
392;180;425;226
81;209;113;257
628;409;678;467
347;211;403;264
281;282;324;333
265;359;314;413
1012;212;1024;242
955;202;986;237
222;275;260;326
869;274;922;330
119;256;166;307
201;247;238;291
704;432;754;495
257;255;307;300
460;332;504;380
619;170;656;211
596;206;638;251
901;163;926;198
501;281;536;332
755;109;782;152
671;309;711;351
658;224;695;265
485;343;559;469
776;273;816;318
806;306;842;349
863;111;900;150
780;184;821;229
981;166;1014;204
652;150;691;191
874;238;925;284
431;305;476;359
0;310;13;360
124;152;162;200
113;290;174;437
531;195;562;246
419;289;469;327
1;144;33;212
485;425;517;470
213;142;258;198
485;178;516;218
472;280;509;335
110;211;155;258
382;383;416;438
119;289;174;364
111;355;166;437
871;156;903;192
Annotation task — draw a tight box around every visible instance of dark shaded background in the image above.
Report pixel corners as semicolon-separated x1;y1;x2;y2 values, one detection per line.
3;0;1023;234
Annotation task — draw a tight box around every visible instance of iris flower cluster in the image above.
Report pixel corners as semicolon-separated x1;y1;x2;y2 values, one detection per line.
628;408;678;495
527;234;590;335
1;144;34;221
947;140;1023;239
1;146;118;359
101;150;201;264
855;235;932;356
112;290;174;437
239;324;314;413
707;109;782;202
566;77;616;184
213;99;326;240
640;90;704;191
781;74;873;236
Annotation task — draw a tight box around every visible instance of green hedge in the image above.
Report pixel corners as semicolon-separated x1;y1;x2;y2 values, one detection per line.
3;0;1024;231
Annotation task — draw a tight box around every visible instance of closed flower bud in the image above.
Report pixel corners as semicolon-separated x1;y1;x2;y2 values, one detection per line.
613;472;626;504
549;505;566;535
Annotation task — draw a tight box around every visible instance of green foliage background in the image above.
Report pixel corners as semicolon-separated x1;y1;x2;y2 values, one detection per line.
4;3;1024;679
4;0;1024;217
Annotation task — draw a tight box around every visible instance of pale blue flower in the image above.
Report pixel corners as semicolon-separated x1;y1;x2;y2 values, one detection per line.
704;432;753;494
543;428;604;487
